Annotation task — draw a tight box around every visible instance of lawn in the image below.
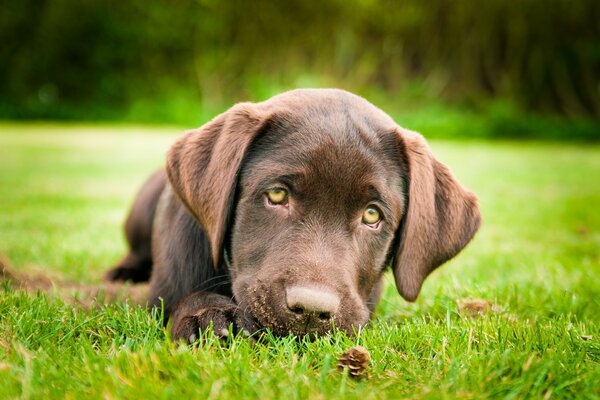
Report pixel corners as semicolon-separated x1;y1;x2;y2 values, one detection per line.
0;123;598;399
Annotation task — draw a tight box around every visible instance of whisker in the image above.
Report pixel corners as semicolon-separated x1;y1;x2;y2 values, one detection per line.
190;274;231;293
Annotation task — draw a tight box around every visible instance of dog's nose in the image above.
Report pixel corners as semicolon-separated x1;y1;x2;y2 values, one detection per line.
286;286;340;321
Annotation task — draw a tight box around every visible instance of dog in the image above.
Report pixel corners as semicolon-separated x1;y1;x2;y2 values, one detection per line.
104;89;481;342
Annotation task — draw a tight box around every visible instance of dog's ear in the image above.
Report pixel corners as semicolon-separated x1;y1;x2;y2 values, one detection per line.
166;103;269;268
392;128;481;301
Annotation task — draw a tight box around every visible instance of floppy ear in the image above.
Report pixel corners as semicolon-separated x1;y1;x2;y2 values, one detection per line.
166;102;270;268
393;128;481;301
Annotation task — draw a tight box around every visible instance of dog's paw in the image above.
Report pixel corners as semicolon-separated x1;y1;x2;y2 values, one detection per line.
103;265;150;283
171;305;260;344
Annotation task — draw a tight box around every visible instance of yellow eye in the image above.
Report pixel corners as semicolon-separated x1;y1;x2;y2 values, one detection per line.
266;188;288;205
362;206;381;225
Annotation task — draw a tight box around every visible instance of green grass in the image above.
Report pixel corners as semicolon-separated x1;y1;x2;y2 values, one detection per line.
0;123;599;399
6;87;600;141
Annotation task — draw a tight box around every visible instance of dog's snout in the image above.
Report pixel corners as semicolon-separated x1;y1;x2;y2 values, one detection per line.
286;286;340;320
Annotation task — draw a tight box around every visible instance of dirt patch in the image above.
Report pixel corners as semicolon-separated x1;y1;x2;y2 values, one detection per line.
1;256;148;308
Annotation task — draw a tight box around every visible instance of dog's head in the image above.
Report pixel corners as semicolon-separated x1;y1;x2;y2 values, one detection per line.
166;89;480;336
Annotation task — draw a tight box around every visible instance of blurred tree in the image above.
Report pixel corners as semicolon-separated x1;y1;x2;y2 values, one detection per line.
1;0;598;121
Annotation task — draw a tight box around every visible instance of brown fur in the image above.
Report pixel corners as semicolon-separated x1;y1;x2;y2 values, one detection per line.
104;89;481;341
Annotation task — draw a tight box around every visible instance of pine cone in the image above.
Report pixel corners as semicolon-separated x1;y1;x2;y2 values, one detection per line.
337;345;370;378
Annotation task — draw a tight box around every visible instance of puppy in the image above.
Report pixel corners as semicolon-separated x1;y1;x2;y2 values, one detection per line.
104;89;481;341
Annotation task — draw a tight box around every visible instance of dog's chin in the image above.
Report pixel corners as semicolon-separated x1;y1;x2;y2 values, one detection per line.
233;279;370;337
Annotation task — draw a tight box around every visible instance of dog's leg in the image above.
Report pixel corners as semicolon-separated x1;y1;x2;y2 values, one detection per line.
105;170;166;283
147;191;236;327
169;291;260;343
143;185;254;343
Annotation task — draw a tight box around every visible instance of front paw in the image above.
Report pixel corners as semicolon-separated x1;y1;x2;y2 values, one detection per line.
171;304;260;344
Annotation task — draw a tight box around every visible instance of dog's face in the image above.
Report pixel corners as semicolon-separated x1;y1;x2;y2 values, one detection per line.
166;89;480;336
230;114;406;335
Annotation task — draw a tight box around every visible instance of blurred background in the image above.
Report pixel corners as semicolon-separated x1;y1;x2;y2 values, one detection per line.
1;0;599;139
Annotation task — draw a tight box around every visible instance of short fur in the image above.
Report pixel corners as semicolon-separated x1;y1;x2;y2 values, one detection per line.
104;89;481;341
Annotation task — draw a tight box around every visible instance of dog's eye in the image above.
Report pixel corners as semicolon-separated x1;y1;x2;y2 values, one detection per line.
266;188;288;205
362;205;381;226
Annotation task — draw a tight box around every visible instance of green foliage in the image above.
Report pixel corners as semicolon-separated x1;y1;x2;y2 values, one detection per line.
1;0;599;132
0;125;599;398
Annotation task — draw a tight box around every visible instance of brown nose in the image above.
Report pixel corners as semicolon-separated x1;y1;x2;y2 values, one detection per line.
286;286;340;321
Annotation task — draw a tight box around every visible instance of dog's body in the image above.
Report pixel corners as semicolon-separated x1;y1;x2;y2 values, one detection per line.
105;89;481;341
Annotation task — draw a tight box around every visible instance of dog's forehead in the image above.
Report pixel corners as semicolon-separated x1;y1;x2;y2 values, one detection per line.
260;89;396;125
260;89;398;134
241;102;405;210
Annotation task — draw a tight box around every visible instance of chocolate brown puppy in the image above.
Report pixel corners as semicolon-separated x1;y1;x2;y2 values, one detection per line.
105;89;481;342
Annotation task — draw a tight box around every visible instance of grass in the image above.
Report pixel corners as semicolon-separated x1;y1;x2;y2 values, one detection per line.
5;85;600;141
0;122;599;399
